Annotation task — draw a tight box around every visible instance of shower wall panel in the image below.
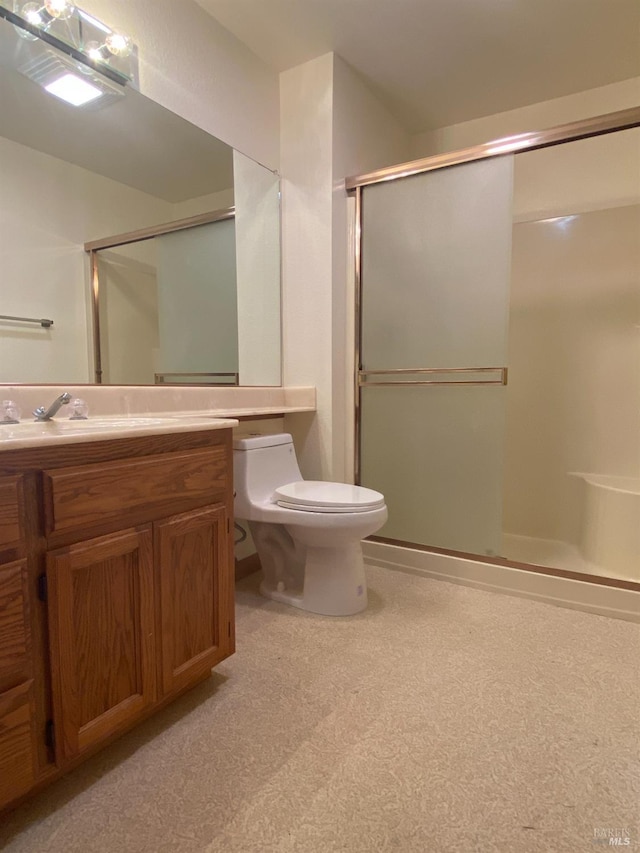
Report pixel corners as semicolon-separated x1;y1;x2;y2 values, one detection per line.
504;204;640;545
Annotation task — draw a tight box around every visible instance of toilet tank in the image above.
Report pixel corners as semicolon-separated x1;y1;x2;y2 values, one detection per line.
233;433;303;518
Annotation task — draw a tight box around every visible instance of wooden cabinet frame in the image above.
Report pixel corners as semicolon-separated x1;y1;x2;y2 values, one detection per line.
0;428;235;811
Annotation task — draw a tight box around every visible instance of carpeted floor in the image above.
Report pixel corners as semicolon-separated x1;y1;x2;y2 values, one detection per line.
1;567;639;852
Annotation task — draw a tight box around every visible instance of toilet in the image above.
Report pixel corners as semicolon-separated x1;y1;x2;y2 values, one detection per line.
233;433;388;615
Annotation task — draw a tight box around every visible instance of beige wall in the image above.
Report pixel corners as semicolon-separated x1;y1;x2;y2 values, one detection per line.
513;127;640;222
410;77;640;158
0;136;173;384
79;0;280;169
172;189;235;219
280;53;334;479
280;53;409;481
98;241;159;385
233;151;281;386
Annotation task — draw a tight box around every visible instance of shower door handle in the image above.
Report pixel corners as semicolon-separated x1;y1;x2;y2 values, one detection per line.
358;367;508;386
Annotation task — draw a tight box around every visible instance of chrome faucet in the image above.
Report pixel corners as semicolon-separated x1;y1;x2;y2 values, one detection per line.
33;392;72;421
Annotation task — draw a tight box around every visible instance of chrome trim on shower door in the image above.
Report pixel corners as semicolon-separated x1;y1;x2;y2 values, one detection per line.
359;367;508;386
346;106;640;190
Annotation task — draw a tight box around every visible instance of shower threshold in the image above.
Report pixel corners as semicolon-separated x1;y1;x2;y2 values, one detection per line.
502;533;638;585
368;535;640;592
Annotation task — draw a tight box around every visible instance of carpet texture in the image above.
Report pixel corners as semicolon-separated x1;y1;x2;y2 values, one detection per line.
1;566;638;852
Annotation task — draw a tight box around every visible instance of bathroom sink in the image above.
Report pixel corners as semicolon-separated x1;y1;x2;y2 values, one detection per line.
0;415;237;449
2;416;173;435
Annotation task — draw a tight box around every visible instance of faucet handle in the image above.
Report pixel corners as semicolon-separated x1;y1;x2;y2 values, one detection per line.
69;398;89;420
1;400;21;424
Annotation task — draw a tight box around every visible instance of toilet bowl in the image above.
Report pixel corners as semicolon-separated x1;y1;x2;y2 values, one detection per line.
233;433;387;615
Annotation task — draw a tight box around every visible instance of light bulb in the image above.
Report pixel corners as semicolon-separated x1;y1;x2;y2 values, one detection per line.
20;2;44;26
85;39;105;62
44;0;74;19
105;31;132;57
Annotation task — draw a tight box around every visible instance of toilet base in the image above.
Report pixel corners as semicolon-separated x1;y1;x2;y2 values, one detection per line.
260;540;368;616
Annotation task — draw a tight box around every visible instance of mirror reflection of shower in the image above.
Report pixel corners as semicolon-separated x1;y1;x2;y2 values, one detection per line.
93;212;240;386
90;148;281;387
0;12;282;387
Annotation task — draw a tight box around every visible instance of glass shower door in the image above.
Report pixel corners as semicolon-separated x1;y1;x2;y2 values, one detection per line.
359;156;514;556
156;219;238;384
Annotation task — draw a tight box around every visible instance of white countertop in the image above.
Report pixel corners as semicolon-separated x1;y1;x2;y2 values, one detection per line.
0;385;316;451
0;385;316;419
0;416;238;451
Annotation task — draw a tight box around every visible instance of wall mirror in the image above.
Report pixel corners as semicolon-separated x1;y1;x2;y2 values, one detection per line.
0;12;281;386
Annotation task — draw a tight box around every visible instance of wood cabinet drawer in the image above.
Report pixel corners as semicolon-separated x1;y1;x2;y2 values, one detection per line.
43;447;228;535
0;476;24;551
0;560;31;693
0;681;37;809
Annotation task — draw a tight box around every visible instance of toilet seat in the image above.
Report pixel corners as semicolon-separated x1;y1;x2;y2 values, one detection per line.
274;481;385;513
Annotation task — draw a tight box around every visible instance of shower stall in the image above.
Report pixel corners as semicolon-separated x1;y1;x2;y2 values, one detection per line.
349;108;640;589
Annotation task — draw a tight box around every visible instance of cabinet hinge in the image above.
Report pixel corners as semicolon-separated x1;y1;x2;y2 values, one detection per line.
45;719;55;751
228;621;231;638
37;573;48;603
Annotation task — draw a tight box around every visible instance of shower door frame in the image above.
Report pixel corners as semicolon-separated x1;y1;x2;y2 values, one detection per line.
348;106;640;592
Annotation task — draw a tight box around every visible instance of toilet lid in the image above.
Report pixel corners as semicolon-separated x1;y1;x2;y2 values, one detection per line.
274;481;385;513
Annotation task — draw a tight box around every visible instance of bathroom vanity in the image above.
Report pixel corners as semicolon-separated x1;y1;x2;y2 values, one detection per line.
0;420;236;811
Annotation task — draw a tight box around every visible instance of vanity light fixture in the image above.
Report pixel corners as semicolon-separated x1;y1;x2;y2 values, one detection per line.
0;0;137;106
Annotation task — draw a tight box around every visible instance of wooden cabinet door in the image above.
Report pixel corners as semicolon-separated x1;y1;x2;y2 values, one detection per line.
0;475;24;554
0;681;37;809
156;506;233;696
0;558;31;694
47;527;156;761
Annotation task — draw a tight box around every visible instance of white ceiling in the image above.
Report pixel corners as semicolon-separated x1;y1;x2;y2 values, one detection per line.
195;0;640;132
